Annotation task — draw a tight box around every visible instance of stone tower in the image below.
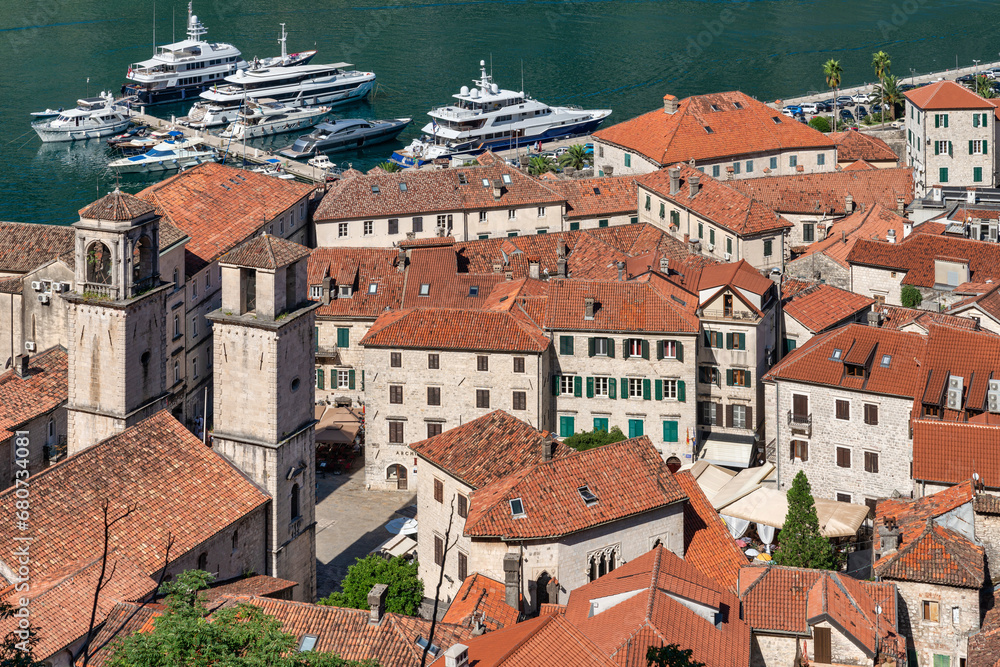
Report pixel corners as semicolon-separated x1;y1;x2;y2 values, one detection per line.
207;235;318;601
64;190;170;455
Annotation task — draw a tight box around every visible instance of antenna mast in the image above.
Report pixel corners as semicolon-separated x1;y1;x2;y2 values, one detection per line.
152;2;156;56
279;23;287;60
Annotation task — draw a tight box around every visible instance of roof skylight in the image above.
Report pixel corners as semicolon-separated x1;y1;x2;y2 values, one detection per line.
419;283;430;296
368;282;378;294
578;486;598;506
831;348;843;360
482;178;490;187
881;354;892;367
502;174;512;185
399;182;408;192
703;126;714;134
298;635;318;652
468;285;479;297
510;498;525;517
371;185;380;193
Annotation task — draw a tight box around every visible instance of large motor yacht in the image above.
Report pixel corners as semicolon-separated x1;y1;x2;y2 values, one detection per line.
390;61;611;167
32;92;134;143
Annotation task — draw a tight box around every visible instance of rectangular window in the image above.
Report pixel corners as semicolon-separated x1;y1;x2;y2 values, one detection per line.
336;327;350;349
746;160;753;173
732;404;747;429
837;492;852;504
538;206;546;217
836;400;850;420
836;446;851;468
624;153;632;168
700;366;720;385
337;370;350;389
769;157;778;170
389;385;403;404
427;386;441;406
478;211;487;223
701;401;718;426
663;420;679;442
427;423;442;438
940;167;949;183
477;355;489;371
192;358;198;379
569;222;580;231
594;377;609;397
923;600;940;622
559;415;575;437
802;223;815;243
390;352;402;368
338;222;349;238
457;494;468;518
628;378;643;398
628;339;643;357
458;552;468;581
733;161;741;175
508;209;516;220
975;166;984;183
864;403;879;425
389;420;404;443
388;219;399;235
363;220;373;236
628;419;643;438
645;194;651;211
698;222;704;239
662;340;677;359
817;153;825;166
663;379;678;400
791;439;808;462
712;165;720;178
593;337;609;356
476;389;490;408
427;354;439;369
763;239;773;257
560;335;574;355
659;202;665;219
865;451;880;473
513;357;525;373
434;478;444;503
599;219;609;228
434;535;444;566
789;155;798;168
512;391;526;411
594;417;609;432
316;369;325;390
726;237;733;255
710;228;716;245
412;216;423;233
192;317;198;338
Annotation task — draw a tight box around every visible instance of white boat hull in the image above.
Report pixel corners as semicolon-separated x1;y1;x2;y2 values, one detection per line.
33;118;132;143
218;111;329;140
110;152;216;174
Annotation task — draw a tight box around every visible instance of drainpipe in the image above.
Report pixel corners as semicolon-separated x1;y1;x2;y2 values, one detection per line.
775;382;781;490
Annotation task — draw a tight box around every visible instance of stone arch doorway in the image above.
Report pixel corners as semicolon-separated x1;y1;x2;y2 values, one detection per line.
387;464;407;490
665;456;682;473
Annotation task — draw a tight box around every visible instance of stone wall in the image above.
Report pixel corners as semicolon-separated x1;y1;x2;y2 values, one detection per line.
787;251;851;290
315;317;373;406
749;634;799;667
0;409;66;490
894;579;978;667
906;101;994;196
850;263;905;306
160;505;269;588
976;511;1000;581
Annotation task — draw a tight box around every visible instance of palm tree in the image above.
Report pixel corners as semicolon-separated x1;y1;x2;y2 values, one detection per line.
875;74;904;121
977;75;996;99
872;51;892;117
823;59;843;129
558;145;591;170
528;155;556;176
377;161;401;173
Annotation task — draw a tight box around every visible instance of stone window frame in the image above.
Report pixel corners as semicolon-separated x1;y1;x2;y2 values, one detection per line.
835;445;852;469
476;388;490;409
663;379;678;400
512;391;526;411
628;377;643;399
835;399;851;421
513;356;525;373
593;377;610;397
560;375;576;395
586;544;622;582
388;420;404;443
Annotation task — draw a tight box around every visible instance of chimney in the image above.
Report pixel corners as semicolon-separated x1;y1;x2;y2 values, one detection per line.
396;247;406;272
444;644;470;667
367;583;388;624
321;276;332;306
556;257;567;278
842;230;847;244
896;196;906;217
406;231;416;240
968;187;977;204
874;521;901;561
541;432;555;461
659;256;670;274
887;229;897;244
491;179;503;200
668;167;681;195
866;310;882;327
557;239;567;258
583;297;595;320
603;165;614;177
617;261;626;281
13;354;29;378
931;185;943;202
503;553;520;609
505;271;513;281
529;260;540;279
845;194;854;213
663;94;679;114
689;174;701;198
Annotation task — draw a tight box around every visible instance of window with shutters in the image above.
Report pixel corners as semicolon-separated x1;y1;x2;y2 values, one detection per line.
388;219;399;235
628;378;643;398
389;385;403;404
659;202;666;219
434;478;443;503
513;356;525;373
337;370;350;388
316;369;325;389
428;354;439;369
663;420;679;442
427;387;441;406
700;401;719;426
836;400;850;420
413;217;423;232
457;494;468;518
427;423;442;438
802;223;815;243
789;155;798;168
594;337;609;356
477;355;489;371
663;379;677;400
732;404;747;429
864;403;879;425
700;366;720;385
923;600;939;623
836;446;851;468
458;551;468;581
975;167;984;183
865;451;879;473
512;391;526;410
434;535;444;566
628;339;643;357
594;417;609;432
846;364;865;377
390;352;402;367
628;419;644;438
704;331;724;348
560;376;575;395
791;439;808;461
594;377;609;397
662;340;677;358
559;415;575;437
476;389;490;408
731;369;750;387
764;239;773;257
940;167;949;183
972;139;986;155
389;420;404;443
560;335;574;355
337;327;350;348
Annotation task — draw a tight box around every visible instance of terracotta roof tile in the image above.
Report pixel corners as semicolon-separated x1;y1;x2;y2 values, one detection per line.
695;259;774;296
905;80;995;110
545;176;639;220
876;480;974;526
0;346;67;434
730;167;914;216
540;278;701;333
783;284;873;333
441;573;519;631
874;520;984;587
360;307;549;353
829;130;899;163
842;158;878;171
219;234;310;270
0;222;76;274
138;162;313;275
639;164;792;236
848;234;1000;288
879;304;980;333
78;601;165;667
913;420;1000;487
674;471;747;593
464;437;687;539
593;91;833;167
79;189;156;221
307;247;404;318
199;574;299;602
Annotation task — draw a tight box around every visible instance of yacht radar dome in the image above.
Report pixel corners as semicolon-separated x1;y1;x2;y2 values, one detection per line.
480;60;485;67
460;86;470;96
470;88;479;99
491;83;499;94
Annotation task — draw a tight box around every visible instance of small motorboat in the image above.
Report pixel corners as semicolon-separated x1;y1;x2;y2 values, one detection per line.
217;100;331;140
108;137;216;173
278;117;410;159
30;108;63;118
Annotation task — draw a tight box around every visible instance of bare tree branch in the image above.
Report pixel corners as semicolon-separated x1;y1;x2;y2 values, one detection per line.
421;495;458;667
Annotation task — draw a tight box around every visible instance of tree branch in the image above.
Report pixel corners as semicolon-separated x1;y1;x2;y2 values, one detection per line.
421;495;458;667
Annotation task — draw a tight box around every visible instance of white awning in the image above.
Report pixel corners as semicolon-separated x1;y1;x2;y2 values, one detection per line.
716;488;867;538
697;433;755;469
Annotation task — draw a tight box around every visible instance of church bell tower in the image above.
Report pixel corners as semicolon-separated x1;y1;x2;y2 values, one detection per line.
206;234;318;601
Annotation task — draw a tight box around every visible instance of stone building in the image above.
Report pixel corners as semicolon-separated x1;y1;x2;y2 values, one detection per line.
591;90;836;179
636;164;792;271
947;281;1000;335
904;80;999;196
545;175;639;231
409;411;687;612
780;282;874;353
763;323;926;504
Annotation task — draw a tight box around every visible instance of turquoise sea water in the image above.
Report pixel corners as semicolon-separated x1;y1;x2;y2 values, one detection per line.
0;0;995;224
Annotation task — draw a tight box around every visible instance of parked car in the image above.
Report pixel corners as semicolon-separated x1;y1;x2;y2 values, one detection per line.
857;106;869;119
957;73;977;83
850;92;872;104
836;96;855;107
553;146;570;156
799;102;820;114
840;108;855;122
782;105;803;117
814;101;832;113
899;83;917;92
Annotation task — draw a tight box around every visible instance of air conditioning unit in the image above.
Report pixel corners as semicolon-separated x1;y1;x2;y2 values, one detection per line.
724;252;732;261
24;341;36;352
53;282;69;293
37;295;50;305
707;243;715;252
30;281;42;292
988;389;1000;413
946;375;964;410
989;379;1000;393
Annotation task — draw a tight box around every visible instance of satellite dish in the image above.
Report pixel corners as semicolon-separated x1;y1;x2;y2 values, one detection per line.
470;89;479;99
875;605;882;615
460;86;469;96
491;83;499;94
975;472;981;481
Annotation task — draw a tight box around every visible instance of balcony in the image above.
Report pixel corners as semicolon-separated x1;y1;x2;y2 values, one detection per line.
787;410;812;436
316;347;342;364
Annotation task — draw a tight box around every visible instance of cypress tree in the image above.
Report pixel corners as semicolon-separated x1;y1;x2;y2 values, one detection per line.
774;471;834;570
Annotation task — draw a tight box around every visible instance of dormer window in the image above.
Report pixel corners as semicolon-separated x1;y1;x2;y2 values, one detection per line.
846;364;865;377
510;498;526;517
339;285;353;298
368;282;378;294
831;348;843;361
419;283;430;296
310;285;323;299
578;486;598;506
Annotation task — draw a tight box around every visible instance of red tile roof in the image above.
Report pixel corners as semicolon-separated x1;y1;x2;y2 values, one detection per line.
400;245;505;309
905;80;995;110
829;130;899;164
138;162;313;275
949;281;1000;324
410;410;572;489
847;234;1000;288
359;307;550;353
308;247;404;319
539;278;701;333
219;234;310;270
639;164;792;236
78;601;165;667
675;471;747;593
878;304;980;333
0;410;269;584
0;346;67;434
0;222;76;274
464;436;687;539
441;573;519;631
79;189;156;221
593;91;834;167
793;204;936;268
874;520;984;588
763;323;926;398
914;324;1000;418
730;167;914;216
913;420;1000;487
876;480;975;525
545;176;639;220
783;284;873;333
199;574;299;602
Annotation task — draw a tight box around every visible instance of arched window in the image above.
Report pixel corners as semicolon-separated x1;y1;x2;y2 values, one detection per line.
231;530;239;553
290;483;300;522
86;242;112;285
536;571;552;606
197;552;207;571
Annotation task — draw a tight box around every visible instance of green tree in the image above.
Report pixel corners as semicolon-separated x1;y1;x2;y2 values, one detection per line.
976;75;996;99
871;51;891;115
563;426;627;452
874;74;904;121
773;471;834;570
0;602;46;667
823;59;843;129
646;644;705;667
376;161;401;173
319;556;423;617
901;285;923;308
527;155;556;176
105;571;372;666
808;116;831;133
558;145;591;170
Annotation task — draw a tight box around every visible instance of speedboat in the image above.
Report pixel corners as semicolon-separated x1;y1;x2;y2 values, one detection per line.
108;137;216;173
390;60;611;167
32;92;134;142
217;100;331;140
30;108;63;118
278;118;410;158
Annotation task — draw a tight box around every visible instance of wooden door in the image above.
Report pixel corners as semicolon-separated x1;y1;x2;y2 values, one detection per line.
813;626;831;664
397;466;407;491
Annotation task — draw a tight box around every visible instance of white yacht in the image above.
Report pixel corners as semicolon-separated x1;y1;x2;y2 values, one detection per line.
217;100;331;140
108;137;216;173
124;2;248;105
32;92;134;143
391;61;611;167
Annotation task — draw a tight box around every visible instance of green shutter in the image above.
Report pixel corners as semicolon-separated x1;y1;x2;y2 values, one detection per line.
609;377;617;399
623;342;630;359
348;369;355;389
664;420;678;443
934;142;939;156
607;338;615;358
704;330;711;346
588;337;596;357
559;416;575;437
621;378;628;398
739;333;746;350
985;139;989;155
744;370;752;387
628;419;643;438
949;141;953;156
726;369;734;386
677;380;686;402
641;340;650;359
574;376;583;397
361;370;365;392
656;340;664;360
676;341;684;362
317;369;324;390
655;379;663;400
594;417;609;432
586;376;594;398
726;333;733;349
337;327;349;348
553;375;561;396
970;140;975;155
643;379;651;400
944;114;949;128
935;115;940;128
314;327;319;352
